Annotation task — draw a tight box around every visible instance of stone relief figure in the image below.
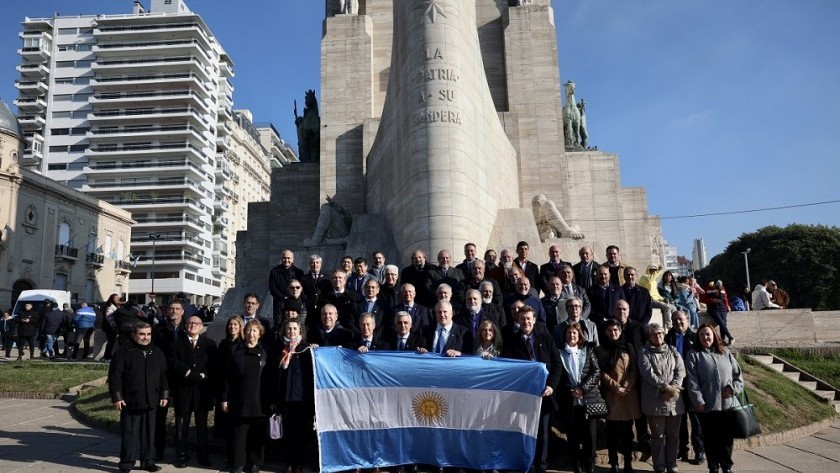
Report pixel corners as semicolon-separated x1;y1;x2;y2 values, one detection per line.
304;196;353;247
532;194;585;241
510;0;534;6
577;99;589;149
563;81;582;149
341;0;359;15
294;89;321;163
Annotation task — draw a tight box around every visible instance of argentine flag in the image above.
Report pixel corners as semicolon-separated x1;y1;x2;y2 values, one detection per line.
314;348;548;472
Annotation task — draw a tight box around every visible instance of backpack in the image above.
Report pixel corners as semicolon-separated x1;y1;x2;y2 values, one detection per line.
730;296;747;312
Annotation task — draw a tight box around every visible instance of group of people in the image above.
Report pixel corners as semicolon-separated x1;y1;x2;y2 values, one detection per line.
109;241;748;473
0;300;97;361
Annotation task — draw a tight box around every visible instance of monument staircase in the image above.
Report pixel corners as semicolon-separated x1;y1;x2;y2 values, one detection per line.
749;353;840;413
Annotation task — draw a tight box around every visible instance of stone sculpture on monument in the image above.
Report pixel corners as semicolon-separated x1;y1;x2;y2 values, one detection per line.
303;197;353;247
563;80;583;150
532;194;585;241
293;90;320;163
577;99;589;149
341;0;359;15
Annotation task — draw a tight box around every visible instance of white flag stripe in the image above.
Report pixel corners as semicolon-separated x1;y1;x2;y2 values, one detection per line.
316;386;541;437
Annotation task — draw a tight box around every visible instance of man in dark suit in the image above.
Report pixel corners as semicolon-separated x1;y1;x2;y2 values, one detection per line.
622;266;653;326
317;270;361;332
572;245;599;290
420;301;472;356
268;250;305;319
513;241;540;292
357;279;390;338
555;265;592;320
665;311;705;465
152;300;187;461
241;293;271;332
429;250;465;304
455;242;478;278
302;254;331;309
502;306;562;473
392;283;431;333
456;289;504;340
504;278;547;325
391;311;425;351
460;259;503;308
170;316;217;468
587;265;626;338
308;304;353;348
353;313;391;352
400;249;436;308
538;244;570;294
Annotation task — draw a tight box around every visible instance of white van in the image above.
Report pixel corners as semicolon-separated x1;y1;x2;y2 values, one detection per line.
12;290;72;317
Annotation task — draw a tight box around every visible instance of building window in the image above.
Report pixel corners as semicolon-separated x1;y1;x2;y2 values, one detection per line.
58;221;71;245
54;274;68;291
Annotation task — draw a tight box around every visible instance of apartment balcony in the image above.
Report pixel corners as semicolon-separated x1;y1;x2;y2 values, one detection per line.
91;56;212;81
213;200;231;212
131;233;206;252
83;177;206;195
94;20;212;46
89;89;212;113
86;158;207;176
87;124;208;144
55;244;79;261
15;80;48;95
14;96;47;112
87;141;208;159
90;71;211;94
18;115;46;131
133;215;211;232
86;252;105;267
135;252;207;268
87;106;210;129
93;38;211;60
115;260;132;274
16;62;49;78
18;44;50;61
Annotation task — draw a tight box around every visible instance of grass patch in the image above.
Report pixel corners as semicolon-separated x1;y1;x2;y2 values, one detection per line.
75;384;216;433
75;384;121;429
741;354;836;433
768;348;840;388
0;360;107;395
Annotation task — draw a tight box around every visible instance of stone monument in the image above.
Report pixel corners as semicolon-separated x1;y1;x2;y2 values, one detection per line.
222;0;664;317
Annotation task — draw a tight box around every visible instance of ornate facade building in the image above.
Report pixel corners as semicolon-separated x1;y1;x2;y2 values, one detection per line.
0;100;134;308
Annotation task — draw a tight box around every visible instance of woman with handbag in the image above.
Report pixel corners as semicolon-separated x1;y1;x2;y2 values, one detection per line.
685;324;744;473
638;322;685;473
557;321;605;473
597;319;641;473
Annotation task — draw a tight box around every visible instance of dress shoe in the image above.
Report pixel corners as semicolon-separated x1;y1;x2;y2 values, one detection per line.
141;463;161;472
694;452;706;465
174;459;187;469
678;453;690;462
198;457;212;467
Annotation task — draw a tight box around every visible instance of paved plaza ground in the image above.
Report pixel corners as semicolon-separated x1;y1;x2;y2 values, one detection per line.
0;398;838;473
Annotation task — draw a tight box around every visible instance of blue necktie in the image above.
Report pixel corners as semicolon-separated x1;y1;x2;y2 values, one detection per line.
435;327;446;353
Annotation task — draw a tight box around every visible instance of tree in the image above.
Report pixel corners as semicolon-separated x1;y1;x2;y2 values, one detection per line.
697;224;840;310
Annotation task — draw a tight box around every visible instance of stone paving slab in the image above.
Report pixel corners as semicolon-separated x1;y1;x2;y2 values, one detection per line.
1;399;838;473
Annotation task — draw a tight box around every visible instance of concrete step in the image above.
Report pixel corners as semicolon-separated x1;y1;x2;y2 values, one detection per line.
814;389;837;401
782;371;801;381
800;380;818;390
751;355;775;365
769;363;786;373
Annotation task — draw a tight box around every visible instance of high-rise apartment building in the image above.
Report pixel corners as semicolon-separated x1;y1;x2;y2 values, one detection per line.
692;238;708;272
13;0;291;305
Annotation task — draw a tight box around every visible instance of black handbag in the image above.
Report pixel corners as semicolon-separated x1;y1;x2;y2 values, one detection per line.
585;400;608;418
729;388;761;439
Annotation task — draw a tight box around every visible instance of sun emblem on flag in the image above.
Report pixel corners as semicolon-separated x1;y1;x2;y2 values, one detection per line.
412;391;448;424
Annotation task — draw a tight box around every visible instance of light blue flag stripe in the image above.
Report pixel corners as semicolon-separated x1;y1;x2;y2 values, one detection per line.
319;428;537;473
314;347;548;394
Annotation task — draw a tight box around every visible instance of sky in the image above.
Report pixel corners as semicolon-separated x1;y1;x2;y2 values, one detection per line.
2;0;839;260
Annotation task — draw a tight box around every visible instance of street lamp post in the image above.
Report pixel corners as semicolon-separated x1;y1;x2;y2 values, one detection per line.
149;232;159;303
741;248;752;290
